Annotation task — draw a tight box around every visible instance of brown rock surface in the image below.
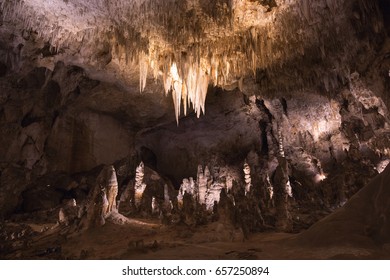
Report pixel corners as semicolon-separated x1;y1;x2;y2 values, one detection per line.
0;0;389;260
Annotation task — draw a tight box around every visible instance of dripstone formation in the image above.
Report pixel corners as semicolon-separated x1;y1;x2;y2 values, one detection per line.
0;0;389;260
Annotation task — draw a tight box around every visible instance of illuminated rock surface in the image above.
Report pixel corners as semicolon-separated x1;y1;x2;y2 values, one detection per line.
0;0;390;259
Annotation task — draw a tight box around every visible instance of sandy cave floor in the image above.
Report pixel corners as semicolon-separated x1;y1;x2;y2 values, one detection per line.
3;213;390;260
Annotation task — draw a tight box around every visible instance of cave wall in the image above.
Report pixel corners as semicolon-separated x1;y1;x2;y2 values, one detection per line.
0;0;389;223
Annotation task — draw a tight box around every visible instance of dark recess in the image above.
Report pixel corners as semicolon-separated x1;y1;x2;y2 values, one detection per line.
42;80;61;108
259;120;269;155
140;146;157;170
0;62;7;77
21;112;41;128
379;0;390;35
280;97;288;116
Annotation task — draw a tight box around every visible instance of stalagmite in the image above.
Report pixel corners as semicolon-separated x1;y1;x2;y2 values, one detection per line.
276;128;292;197
178;177;196;208
205;182;224;211
265;173;274;208
134;162;147;208
58;199;78;226
163;184;171;210
197;165;207;205
82;185;108;228
277;127;285;158
151;197;159;215
80;165;122;228
226;175;233;193
204;166;212;188
273;156;293;232
105;166;118;214
243;161;252;196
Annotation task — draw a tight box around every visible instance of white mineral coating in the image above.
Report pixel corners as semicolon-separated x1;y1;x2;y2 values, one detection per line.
277;128;285;157
197;165;208;205
164;184;169;202
243;161;251;195
377;159;390;174
0;0;373;122
226;175;233;193
204;166;212;185
349;72;389;120
285;180;293;198
178;177;196;208
58;208;67;224
134;161;146;208
266;174;274;200
151;196;159;214
106;165;119;213
205;182;224;211
163;184;171;210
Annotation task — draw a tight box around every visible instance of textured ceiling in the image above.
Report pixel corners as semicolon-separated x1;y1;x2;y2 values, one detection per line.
0;0;385;120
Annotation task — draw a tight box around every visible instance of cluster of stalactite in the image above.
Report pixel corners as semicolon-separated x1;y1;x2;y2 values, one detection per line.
1;0;385;121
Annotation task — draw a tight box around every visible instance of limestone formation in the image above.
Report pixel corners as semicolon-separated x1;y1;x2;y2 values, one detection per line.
80;165;120;228
205;181;224;211
178;178;196;208
163;184;171;211
151;197;159;215
0;0;390;261
118;179;135;214
197;165;207;205
58;199;78;226
134;162;147;208
82;185;108;228
264;174;274;207
105;166;119;214
273;156;293;232
243;161;252;196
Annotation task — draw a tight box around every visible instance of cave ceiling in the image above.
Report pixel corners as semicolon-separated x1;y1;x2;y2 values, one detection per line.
1;1;390;259
0;0;385;122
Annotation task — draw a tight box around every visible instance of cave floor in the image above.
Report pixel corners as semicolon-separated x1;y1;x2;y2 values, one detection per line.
3;213;390;260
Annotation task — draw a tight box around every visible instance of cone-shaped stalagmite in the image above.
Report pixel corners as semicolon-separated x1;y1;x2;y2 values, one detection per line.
273;156;292;232
106;165;118;214
81;165;119;228
134;162;146;208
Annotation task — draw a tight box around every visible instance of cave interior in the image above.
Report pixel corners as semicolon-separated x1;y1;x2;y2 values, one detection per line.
0;0;390;260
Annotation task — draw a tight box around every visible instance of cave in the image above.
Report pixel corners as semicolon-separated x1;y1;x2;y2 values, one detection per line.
0;0;390;260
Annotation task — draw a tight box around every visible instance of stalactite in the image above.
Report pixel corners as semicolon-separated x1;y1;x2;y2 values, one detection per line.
139;51;148;92
0;0;371;122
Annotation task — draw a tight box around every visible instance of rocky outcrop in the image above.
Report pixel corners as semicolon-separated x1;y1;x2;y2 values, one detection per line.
0;167;29;219
134;162;147;209
272;156;293;232
0;0;389;262
293;163;390;247
80;165;119;228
